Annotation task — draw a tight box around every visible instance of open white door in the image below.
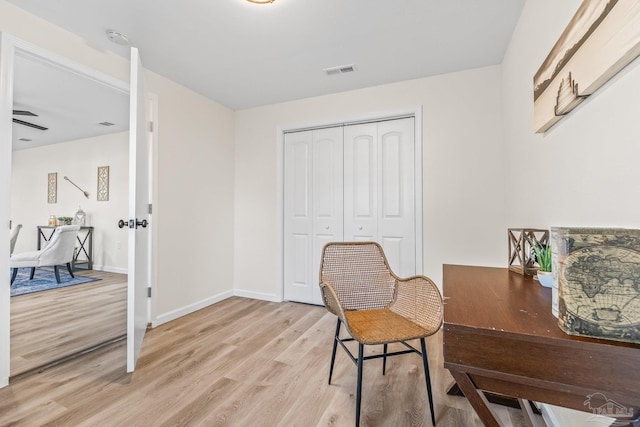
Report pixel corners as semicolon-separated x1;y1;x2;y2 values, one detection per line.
0;33;15;387
126;47;150;372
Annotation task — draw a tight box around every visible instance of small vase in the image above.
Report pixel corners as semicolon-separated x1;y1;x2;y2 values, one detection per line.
537;271;553;288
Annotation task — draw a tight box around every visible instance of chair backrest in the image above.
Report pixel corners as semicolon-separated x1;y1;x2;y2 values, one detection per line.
39;225;80;266
9;223;22;255
319;241;396;311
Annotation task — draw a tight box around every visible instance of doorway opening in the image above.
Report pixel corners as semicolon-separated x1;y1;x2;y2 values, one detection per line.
1;34;134;381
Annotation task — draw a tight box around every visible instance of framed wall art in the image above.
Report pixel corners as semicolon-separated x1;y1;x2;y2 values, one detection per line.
534;0;640;133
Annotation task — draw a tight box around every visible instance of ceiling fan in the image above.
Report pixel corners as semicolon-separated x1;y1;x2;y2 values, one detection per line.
12;109;48;131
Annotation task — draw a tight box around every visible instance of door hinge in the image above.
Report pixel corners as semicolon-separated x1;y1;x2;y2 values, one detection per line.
148;203;153;214
147;287;152;298
149;121;154;132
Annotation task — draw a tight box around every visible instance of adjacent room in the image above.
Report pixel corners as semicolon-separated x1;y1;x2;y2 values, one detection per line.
8;51;129;377
1;1;639;426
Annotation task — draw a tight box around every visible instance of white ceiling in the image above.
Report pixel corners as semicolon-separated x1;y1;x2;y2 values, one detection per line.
12;54;129;150
7;0;526;111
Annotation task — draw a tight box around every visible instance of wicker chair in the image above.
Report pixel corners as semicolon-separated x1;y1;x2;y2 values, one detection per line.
319;241;443;427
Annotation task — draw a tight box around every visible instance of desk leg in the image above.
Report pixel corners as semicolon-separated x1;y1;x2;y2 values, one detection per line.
449;371;502;427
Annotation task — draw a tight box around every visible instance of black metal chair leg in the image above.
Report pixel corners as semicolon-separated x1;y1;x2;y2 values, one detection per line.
10;268;18;285
29;267;36;280
356;343;364;427
382;343;388;375
66;262;75;278
421;338;436;426
54;265;61;284
328;318;341;384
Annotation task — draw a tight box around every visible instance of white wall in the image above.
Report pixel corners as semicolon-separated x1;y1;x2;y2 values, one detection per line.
0;0;236;325
234;66;507;297
502;1;640;424
503;0;640;230
11;132;129;272
145;71;235;323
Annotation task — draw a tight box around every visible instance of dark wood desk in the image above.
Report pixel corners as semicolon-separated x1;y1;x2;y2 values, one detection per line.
443;265;640;427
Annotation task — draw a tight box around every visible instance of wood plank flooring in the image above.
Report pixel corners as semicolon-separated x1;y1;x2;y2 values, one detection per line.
10;269;127;376
1;296;544;426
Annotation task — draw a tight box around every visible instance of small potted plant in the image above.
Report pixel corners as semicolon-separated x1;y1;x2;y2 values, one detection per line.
57;216;74;225
531;241;553;287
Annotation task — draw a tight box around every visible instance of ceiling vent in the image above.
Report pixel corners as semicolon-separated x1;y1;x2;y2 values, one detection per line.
99;121;115;126
323;64;355;76
12;110;48;131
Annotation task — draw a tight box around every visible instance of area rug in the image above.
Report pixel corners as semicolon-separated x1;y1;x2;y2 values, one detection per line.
10;267;101;297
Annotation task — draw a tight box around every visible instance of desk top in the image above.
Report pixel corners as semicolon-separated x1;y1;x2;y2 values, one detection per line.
443;264;640;423
443;264;640;350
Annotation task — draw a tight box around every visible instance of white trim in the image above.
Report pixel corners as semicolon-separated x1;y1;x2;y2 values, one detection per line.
276;106;425;304
152;289;235;327
539;403;614;427
539;403;561;427
0;32;16;388
5;34;128;95
283;113;416;134
148;92;159;328
275;124;285;302
92;265;128;275
234;288;282;303
414;106;424;274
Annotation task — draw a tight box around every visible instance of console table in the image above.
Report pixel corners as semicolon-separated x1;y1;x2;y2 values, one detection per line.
443;264;640;427
37;225;94;270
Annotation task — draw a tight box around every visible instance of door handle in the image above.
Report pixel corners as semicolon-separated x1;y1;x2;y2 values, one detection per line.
118;219;148;229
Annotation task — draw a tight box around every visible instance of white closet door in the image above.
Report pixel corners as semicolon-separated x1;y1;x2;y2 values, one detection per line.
284;130;313;303
344;123;378;241
311;127;344;304
344;118;415;276
377;118;415;277
284;127;343;304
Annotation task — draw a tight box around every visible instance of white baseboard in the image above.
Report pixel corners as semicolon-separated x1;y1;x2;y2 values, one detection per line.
539;403;614;427
234;288;282;302
91;265;128;274
152;289;234;327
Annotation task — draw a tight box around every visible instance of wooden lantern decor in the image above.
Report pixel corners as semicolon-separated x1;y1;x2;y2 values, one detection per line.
508;228;549;275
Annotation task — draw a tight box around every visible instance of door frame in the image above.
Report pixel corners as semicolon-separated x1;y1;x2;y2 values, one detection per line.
0;33;130;386
276;106;424;302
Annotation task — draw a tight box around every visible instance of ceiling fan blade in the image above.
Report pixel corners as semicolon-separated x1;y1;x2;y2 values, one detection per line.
12;110;38;117
13;118;48;131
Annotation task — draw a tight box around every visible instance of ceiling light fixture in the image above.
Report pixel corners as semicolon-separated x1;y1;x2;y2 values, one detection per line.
246;0;274;4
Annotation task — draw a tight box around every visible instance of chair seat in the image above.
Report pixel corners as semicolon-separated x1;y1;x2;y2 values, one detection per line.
345;308;430;345
9;251;41;268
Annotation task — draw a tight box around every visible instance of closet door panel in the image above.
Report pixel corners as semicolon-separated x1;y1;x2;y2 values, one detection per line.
311;127;343;304
381;133;402;217
284;131;314;302
380;236;403;274
344;123;378;241
378;118;415;277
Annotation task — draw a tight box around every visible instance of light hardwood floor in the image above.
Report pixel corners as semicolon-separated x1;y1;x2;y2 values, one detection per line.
1;296;543;426
10;269;127;376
